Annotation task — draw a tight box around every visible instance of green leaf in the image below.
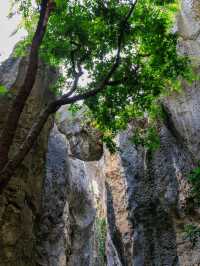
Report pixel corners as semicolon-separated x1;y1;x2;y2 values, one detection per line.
12;0;194;140
0;85;7;95
55;0;63;8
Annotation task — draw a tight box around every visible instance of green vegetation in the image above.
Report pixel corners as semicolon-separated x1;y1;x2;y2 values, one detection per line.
12;0;193;138
0;85;7;95
0;0;196;185
96;218;107;265
131;126;160;152
184;224;200;246
187;166;200;205
130;103;167;151
184;168;200;247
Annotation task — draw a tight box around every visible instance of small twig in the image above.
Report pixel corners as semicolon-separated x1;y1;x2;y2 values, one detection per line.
62;63;83;99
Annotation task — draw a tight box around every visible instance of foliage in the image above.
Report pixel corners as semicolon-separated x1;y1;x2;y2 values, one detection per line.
130;103;166;151
96;218;107;266
11;0;195;143
68;103;82;116
50;74;65;96
0;85;7;95
101;134;117;154
9;0;39;35
131;125;160;151
187;166;200;205
184;224;200;247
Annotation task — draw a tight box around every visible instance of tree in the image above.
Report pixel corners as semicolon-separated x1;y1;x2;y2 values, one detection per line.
0;0;192;191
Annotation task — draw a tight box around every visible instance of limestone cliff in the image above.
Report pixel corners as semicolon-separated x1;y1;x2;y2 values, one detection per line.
0;0;200;265
97;1;200;265
0;56;56;266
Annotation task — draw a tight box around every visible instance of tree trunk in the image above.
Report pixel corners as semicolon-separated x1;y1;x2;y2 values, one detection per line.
0;101;58;192
0;0;51;171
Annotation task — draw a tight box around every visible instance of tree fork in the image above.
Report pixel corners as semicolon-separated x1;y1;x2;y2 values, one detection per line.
0;1;137;192
0;55;123;192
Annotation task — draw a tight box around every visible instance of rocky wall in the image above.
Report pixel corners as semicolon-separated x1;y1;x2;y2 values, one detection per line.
1;0;200;265
0;56;56;266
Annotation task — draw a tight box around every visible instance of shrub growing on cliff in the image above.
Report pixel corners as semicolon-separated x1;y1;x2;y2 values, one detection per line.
187;166;200;206
96;218;107;265
131;126;160;151
0;0;194;190
184;224;200;247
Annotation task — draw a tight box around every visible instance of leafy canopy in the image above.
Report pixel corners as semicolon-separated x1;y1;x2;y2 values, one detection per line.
12;0;193;138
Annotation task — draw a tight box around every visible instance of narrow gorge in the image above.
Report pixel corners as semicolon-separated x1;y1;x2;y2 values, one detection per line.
0;0;200;265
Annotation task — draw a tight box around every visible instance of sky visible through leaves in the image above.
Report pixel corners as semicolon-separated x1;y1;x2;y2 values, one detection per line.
0;1;26;62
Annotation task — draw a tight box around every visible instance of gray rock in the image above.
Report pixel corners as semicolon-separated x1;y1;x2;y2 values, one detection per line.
38;124;99;266
1;1;200;265
58;106;103;161
0;56;56;266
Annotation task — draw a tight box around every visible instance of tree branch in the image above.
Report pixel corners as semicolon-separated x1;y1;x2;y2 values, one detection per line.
59;0;138;105
63;62;83;99
0;0;138;191
57;2;137;105
0;0;52;171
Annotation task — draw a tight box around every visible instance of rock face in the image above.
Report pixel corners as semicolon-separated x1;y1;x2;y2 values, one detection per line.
99;1;200;265
115;125;193;265
104;148;133;266
37;122;103;266
1;0;200;265
36;125;70;266
0;55;105;266
0;56;56;266
58;106;103;162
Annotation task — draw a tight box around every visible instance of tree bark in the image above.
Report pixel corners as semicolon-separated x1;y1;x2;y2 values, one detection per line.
0;101;58;193
0;0;51;171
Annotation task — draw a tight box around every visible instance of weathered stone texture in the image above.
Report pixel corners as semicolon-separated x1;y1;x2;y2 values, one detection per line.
1;0;200;265
37;109;105;266
0;56;56;266
58;106;103;162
